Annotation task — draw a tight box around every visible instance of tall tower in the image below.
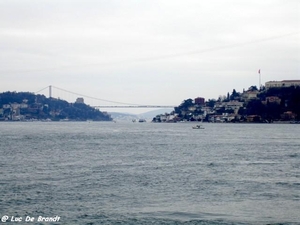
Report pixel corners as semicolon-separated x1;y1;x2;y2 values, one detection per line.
49;85;52;98
258;69;261;90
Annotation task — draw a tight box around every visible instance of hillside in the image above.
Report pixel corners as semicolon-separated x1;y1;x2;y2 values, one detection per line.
0;91;112;121
152;85;300;123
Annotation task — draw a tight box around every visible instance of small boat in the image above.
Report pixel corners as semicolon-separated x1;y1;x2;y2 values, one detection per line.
192;125;204;129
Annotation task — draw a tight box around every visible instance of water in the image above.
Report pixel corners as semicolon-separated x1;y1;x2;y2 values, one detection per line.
0;122;299;224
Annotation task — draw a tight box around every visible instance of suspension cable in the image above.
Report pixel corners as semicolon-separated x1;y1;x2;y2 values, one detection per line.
52;85;143;106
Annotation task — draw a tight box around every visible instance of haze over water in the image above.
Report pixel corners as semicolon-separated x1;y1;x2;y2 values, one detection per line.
1;122;299;224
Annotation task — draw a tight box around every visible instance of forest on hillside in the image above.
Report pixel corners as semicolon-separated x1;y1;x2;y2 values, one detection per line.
0;91;112;121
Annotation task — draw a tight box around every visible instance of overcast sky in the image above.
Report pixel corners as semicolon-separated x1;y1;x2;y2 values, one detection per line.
1;0;299;113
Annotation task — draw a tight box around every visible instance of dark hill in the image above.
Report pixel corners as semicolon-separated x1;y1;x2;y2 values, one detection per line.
0;91;112;121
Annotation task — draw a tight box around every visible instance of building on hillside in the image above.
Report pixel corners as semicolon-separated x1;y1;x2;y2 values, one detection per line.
194;97;205;105
11;103;20;109
241;90;259;101
76;97;85;104
3;104;10;109
281;111;297;120
225;101;244;114
202;106;214;116
214;101;243;114
265;80;300;89
262;96;281;105
246;115;261;122
188;106;196;111
20;103;28;108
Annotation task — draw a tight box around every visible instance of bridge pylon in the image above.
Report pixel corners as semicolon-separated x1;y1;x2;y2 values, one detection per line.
49;85;52;98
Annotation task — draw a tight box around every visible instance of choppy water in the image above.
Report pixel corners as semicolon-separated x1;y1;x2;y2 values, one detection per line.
0;122;299;224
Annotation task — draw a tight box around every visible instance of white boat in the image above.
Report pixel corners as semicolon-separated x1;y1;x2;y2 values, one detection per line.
192;125;204;129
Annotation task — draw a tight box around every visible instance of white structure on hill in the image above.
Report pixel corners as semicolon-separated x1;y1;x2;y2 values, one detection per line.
265;80;300;89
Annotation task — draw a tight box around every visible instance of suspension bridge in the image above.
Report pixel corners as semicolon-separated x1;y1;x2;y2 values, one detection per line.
35;85;176;109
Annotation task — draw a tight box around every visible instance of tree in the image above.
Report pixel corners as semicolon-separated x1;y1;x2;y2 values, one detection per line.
230;89;239;100
218;95;227;102
207;99;216;108
246;99;265;116
179;99;194;110
248;86;258;91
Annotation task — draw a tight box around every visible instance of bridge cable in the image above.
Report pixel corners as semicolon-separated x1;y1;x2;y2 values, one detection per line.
35;86;50;94
52;85;144;106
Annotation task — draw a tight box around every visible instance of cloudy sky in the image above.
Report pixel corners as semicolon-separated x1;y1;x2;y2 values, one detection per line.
1;0;299;113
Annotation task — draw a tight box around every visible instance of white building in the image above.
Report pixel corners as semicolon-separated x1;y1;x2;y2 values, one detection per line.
20;103;28;108
214;101;244;114
242;90;259;100
3;104;10;109
225;101;244;114
11;103;20;109
265;80;300;89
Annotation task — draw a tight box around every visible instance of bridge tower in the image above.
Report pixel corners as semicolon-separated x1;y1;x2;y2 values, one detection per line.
49;85;52;98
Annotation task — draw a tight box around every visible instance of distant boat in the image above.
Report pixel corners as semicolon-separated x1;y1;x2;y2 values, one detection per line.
138;119;146;123
192;124;204;129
